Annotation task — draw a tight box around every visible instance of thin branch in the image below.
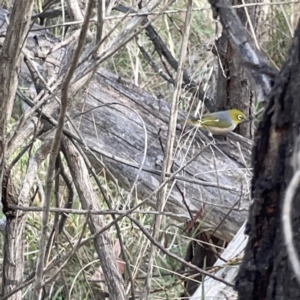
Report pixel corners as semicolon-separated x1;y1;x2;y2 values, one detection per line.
69;138;135;299
43;208;91;288
144;1;193;297
32;0;94;297
72;0;175;87
66;0;84;22
61;136;126;299
0;1;35;297
96;0;104;43
8;205;243;216
128;216;234;287
57;158;75;234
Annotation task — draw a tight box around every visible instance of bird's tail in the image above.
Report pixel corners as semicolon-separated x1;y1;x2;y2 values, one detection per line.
178;118;201;126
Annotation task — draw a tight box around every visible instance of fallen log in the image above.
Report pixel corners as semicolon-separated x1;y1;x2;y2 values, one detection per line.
67;68;253;241
8;10;253;242
190;221;248;299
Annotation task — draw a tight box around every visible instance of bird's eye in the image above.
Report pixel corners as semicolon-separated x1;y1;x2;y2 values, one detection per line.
238;114;243;120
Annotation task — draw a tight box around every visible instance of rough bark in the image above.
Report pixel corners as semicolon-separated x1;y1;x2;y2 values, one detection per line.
235;16;300;300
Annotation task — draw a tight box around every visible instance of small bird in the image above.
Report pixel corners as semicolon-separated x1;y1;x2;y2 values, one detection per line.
181;109;247;135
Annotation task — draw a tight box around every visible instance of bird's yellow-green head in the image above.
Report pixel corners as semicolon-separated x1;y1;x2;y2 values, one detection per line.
181;109;247;135
227;109;247;125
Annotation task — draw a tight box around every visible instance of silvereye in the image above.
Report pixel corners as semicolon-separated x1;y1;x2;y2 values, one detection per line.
182;109;247;135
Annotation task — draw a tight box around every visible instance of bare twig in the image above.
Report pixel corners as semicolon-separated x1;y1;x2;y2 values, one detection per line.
72;0;175;86
3;205;211;216
96;0;104;43
143;1;193;298
68;137;135;299
39;208;92;295
62;136;126;299
33;0;94;298
128;216;234;287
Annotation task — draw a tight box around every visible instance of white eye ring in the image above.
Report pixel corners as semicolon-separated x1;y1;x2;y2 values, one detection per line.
238;114;243;120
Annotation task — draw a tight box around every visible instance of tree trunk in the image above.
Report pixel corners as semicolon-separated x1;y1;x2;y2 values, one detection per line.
235;17;300;300
214;0;261;139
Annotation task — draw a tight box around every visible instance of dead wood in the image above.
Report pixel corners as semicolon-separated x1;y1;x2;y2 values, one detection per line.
68;68;252;243
61;137;126;300
191;221;248;299
2;9;253;243
235;13;300;300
